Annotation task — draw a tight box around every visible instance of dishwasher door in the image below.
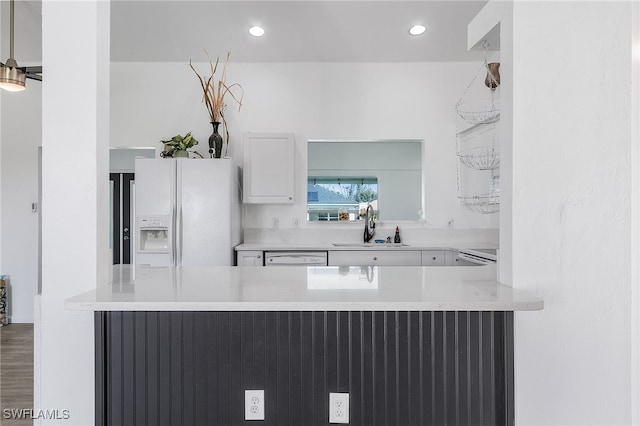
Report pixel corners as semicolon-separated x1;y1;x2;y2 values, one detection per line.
456;251;496;266
264;251;328;266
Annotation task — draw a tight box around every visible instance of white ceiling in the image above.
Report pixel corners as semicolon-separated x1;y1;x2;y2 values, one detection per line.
2;0;489;64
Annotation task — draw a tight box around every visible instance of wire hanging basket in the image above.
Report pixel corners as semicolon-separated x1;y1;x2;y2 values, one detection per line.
456;166;500;214
457;145;500;170
455;42;500;214
455;97;500;125
458;193;500;214
455;42;500;125
456;120;500;171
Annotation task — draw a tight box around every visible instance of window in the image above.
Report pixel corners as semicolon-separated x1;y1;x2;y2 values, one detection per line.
307;177;378;222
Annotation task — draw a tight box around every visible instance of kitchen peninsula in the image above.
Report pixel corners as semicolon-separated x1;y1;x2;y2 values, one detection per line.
67;265;542;426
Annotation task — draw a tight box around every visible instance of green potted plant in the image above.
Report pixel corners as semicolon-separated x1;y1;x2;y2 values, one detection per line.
159;132;203;158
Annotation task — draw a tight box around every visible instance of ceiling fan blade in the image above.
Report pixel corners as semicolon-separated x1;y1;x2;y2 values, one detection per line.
20;66;42;81
24;66;42;74
26;73;42;81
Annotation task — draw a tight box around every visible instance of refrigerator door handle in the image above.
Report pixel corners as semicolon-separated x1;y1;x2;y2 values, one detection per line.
177;206;183;266
173;160;180;267
175;160;182;267
171;208;177;266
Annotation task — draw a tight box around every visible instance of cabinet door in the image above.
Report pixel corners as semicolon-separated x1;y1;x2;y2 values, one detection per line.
444;250;459;266
421;250;446;266
328;250;421;266
243;133;295;204
237;251;264;266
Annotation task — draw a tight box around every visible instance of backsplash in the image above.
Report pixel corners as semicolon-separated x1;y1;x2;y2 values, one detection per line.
243;227;498;246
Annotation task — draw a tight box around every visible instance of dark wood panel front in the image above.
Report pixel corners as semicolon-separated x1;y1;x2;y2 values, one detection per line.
95;311;514;426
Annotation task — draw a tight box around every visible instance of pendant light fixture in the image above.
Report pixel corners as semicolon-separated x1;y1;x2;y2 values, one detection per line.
0;0;41;92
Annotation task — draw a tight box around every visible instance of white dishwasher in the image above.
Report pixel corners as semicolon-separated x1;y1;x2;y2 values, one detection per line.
264;251;328;266
456;248;497;266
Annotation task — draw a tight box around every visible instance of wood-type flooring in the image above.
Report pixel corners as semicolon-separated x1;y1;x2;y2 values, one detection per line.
1;324;34;426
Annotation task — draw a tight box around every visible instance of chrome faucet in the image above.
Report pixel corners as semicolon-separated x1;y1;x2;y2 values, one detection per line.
363;204;376;243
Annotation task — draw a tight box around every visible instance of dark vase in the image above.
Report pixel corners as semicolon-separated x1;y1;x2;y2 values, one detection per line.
208;121;224;158
484;62;501;90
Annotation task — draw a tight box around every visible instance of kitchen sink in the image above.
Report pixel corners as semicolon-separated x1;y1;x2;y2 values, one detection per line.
332;242;410;247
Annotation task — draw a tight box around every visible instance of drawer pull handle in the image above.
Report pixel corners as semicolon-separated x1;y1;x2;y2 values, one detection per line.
433;257;437;260
373;257;377;261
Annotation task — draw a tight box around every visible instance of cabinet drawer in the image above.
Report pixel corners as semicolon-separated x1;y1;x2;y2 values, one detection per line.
236;250;263;266
421;250;446;266
328;250;421;266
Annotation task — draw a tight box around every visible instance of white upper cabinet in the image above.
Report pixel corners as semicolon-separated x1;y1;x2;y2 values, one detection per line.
243;133;295;204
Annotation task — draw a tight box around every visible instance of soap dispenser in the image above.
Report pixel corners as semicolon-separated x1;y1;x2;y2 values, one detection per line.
394;226;401;244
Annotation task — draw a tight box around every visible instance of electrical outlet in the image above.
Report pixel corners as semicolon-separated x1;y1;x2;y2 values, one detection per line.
329;393;349;424
292;217;300;228
272;217;279;228
245;390;264;421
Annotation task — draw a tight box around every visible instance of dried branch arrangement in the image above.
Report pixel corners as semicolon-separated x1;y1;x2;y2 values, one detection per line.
189;52;244;154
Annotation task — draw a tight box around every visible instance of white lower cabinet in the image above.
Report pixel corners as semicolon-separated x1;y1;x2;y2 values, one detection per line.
239;248;462;267
328;250;422;266
236;250;263;266
421;250;446;266
445;250;459;266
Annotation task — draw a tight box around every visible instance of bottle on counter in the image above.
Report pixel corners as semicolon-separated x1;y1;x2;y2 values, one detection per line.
394;226;401;243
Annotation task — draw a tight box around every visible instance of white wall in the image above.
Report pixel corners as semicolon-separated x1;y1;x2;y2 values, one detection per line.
111;61;500;239
510;2;635;424
0;80;41;323
37;1;110;424
468;0;513;285
0;0;42;323
632;3;640;422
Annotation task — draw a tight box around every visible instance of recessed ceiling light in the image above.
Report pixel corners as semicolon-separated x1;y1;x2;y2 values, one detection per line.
249;26;265;37
409;25;426;36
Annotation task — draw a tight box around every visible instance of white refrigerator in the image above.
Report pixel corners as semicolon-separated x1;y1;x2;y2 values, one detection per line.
134;158;241;267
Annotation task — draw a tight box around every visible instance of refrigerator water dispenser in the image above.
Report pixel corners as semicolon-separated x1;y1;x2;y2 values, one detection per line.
137;216;171;253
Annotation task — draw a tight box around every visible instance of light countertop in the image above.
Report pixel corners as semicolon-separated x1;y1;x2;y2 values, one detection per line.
234;242;497;251
66;265;542;312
